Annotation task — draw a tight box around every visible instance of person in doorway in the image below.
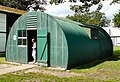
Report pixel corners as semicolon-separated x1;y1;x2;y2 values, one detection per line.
32;38;36;63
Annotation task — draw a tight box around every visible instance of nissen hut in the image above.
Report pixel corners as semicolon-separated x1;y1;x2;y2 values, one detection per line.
6;11;113;69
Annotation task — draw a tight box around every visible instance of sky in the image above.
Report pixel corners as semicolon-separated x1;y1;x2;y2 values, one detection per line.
44;0;120;19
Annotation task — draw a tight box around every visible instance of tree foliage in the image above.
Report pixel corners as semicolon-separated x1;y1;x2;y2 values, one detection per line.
0;0;119;11
113;10;120;28
26;0;46;12
0;0;46;11
66;11;110;27
0;0;31;10
111;0;120;4
49;0;103;13
71;1;104;13
49;0;119;13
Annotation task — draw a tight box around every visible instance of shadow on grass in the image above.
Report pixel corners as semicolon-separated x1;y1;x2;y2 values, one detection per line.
0;52;5;57
73;50;120;69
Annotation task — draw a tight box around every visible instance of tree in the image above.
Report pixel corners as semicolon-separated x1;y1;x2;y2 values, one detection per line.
113;10;120;28
111;0;120;4
26;0;46;12
0;0;31;10
49;0;103;13
0;0;118;12
66;11;110;27
0;0;46;11
49;0;119;13
71;1;104;13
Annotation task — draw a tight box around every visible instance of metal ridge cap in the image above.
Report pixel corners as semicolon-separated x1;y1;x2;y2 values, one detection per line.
79;23;99;29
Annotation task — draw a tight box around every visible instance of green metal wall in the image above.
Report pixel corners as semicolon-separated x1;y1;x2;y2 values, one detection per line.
6;11;113;69
53;18;113;69
6;11;68;68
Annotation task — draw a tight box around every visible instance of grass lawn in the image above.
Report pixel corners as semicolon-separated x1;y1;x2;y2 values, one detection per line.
0;46;120;82
0;53;7;64
70;46;120;81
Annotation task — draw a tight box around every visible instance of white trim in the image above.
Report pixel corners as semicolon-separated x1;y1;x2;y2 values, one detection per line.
18;45;27;47
18;37;27;39
27;28;37;30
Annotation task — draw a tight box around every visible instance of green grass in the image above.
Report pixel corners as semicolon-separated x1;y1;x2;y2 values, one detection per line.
0;70;103;82
71;46;120;71
0;53;7;64
70;46;120;81
0;46;120;82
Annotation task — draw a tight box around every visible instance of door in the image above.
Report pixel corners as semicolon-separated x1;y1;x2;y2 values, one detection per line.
37;30;48;66
27;30;37;62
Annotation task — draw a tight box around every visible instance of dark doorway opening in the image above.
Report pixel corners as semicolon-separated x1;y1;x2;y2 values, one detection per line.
27;30;37;62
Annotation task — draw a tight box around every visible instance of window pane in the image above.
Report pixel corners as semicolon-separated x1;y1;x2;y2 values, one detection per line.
84;28;91;38
23;39;26;45
0;13;6;32
18;39;22;45
23;30;26;37
91;29;99;39
0;33;6;51
18;30;22;37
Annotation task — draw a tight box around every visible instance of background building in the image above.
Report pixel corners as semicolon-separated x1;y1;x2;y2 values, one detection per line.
0;5;26;53
103;27;120;46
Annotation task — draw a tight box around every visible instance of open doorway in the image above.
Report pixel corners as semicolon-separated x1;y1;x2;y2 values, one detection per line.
27;30;37;62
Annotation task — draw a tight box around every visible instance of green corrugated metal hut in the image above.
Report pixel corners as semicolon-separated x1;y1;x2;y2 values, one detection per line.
6;11;113;69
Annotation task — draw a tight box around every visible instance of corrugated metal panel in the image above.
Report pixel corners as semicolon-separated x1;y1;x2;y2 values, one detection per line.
18;47;27;63
54;17;113;69
99;28;113;58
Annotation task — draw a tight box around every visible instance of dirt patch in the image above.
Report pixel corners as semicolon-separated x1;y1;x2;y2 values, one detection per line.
24;67;120;81
25;67;86;77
